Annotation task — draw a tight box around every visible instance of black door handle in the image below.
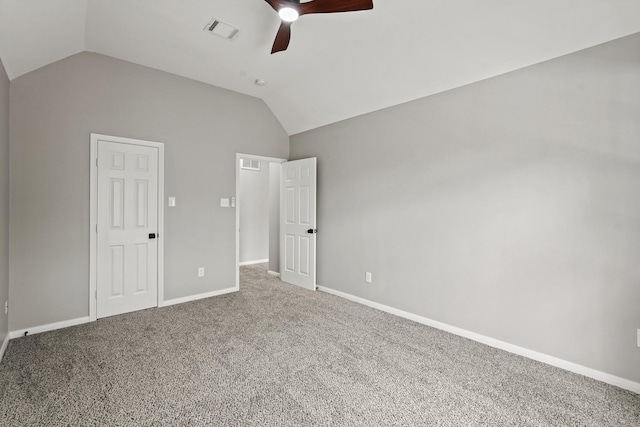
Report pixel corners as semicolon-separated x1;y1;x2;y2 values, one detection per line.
307;229;317;234
149;233;157;239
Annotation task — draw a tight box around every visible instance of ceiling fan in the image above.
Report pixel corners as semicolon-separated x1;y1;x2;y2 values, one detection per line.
263;0;374;54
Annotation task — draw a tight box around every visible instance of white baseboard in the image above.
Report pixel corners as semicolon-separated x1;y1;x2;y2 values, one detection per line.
317;285;640;395
267;270;281;278
5;286;238;341
239;259;269;266
0;333;9;362
9;316;92;340
4;286;239;343
161;286;238;307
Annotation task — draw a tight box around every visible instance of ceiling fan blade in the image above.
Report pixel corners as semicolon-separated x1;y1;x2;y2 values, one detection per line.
263;0;289;13
299;0;373;15
265;0;373;54
271;21;292;54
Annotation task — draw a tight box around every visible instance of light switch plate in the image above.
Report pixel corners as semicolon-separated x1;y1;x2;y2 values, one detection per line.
168;197;176;207
220;198;230;207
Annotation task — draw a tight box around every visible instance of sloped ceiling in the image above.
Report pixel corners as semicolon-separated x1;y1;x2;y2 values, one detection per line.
1;0;639;135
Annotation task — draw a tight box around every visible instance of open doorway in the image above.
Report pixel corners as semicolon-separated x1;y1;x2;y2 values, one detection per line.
235;154;286;288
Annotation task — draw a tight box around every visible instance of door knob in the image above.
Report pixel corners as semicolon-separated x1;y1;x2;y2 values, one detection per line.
149;233;157;239
307;229;317;234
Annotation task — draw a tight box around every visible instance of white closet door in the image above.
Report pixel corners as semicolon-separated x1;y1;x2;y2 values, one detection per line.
97;140;159;318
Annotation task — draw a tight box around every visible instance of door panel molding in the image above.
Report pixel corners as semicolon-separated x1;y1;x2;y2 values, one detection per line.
90;134;165;321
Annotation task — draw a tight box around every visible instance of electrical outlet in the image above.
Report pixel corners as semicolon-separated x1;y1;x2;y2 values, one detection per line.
365;272;372;283
4;300;7;315
198;267;205;277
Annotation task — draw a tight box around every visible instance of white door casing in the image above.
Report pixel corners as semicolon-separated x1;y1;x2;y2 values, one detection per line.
90;134;164;320
280;158;317;290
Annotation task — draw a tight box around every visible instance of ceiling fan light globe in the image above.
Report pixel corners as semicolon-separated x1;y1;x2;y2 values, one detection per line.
278;7;299;22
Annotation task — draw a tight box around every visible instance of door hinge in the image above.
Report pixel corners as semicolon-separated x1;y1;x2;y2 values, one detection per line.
95;290;97;299
96;158;98;167
96;224;98;233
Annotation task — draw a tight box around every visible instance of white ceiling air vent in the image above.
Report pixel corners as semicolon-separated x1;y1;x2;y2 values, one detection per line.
203;18;239;40
240;158;261;171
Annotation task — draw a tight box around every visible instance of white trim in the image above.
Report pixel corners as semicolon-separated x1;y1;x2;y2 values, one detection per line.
235;153;287;290
161;287;237;307
267;270;281;278
9;316;92;340
157;146;165;307
90;134;165;321
0;333;9;362
317;285;640;395
90;137;97;321
236;153;289;165
239;259;269;266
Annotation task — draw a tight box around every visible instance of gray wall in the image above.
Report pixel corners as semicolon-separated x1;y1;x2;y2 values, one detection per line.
290;34;640;383
268;163;281;273
0;59;9;345
10;52;288;331
239;162;270;263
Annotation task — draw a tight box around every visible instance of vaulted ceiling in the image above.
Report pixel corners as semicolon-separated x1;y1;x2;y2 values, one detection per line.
1;0;639;135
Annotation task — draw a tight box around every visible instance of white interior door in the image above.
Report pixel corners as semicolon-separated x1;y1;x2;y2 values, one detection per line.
280;158;317;290
97;140;159;318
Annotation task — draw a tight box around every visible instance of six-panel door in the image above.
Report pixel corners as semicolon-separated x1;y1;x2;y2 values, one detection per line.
97;141;159;318
280;158;317;290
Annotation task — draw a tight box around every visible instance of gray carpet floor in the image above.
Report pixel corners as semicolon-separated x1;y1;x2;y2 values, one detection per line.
0;264;638;426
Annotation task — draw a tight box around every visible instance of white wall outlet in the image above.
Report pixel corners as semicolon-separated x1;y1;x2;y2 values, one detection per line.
198;267;205;277
365;272;372;283
220;198;230;207
168;197;176;207
4;300;7;315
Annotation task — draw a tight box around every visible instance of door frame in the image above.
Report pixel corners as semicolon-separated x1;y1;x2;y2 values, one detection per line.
89;134;165;321
235;153;287;289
